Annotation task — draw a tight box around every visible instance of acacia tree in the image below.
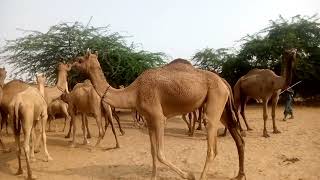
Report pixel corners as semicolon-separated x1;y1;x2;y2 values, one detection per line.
0;22;166;87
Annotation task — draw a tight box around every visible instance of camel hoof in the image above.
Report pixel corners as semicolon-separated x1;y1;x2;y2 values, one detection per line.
83;140;90;145
116;144;120;149
186;172;196;180
263;133;270;138
15;169;23;175
87;134;92;139
65;134;70;138
247;128;253;131
45;156;53;162
273;129;281;134
240;131;246;137
231;173;246;180
34;149;40;154
120;130;125;136
27;174;37;180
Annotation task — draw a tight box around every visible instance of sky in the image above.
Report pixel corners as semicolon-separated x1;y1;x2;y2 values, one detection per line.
0;0;319;74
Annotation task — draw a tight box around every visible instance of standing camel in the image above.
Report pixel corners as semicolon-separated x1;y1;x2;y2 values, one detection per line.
47;99;70;132
63;79;124;147
0;63;71;135
234;48;296;137
72;51;245;180
0;68;10;152
8;74;52;180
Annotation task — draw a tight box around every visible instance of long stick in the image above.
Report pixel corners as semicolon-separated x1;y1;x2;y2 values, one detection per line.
279;81;302;95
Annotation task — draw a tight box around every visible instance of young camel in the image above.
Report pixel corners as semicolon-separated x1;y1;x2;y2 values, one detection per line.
0;67;10;152
234;48;296;137
72;51;245;180
0;63;71;136
8;74;52;180
47;99;70;132
63;79;124;147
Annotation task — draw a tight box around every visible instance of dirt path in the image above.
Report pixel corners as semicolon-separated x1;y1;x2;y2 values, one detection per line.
1;105;320;180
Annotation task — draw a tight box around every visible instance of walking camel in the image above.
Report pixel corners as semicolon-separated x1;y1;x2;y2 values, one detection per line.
234;48;296;137
72;51;245;180
8;73;52;180
63;79;124;147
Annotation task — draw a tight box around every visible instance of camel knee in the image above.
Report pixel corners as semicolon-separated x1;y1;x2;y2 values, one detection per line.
156;152;167;163
263;114;268;120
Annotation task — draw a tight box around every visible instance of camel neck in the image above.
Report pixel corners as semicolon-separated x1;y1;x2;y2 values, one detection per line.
38;83;45;97
56;71;68;90
89;67;136;109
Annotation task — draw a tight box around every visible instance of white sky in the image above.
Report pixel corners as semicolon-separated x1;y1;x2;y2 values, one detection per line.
0;0;319;67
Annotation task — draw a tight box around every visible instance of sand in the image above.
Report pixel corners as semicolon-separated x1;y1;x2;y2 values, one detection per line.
0;105;319;180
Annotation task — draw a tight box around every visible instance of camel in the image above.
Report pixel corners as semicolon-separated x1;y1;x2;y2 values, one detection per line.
8;73;52;180
234;48;296;137
63;79;123;147
72;51;245;180
0;63;71;136
47;99;70;132
0;67;10;153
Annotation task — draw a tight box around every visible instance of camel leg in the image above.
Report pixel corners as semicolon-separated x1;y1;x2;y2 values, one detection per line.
228;124;246;180
200;90;228;180
182;114;191;135
271;93;281;134
262;99;270;138
12;121;23;175
70;113;77;148
21;116;37;180
149;114;194;179
65;119;72;138
41;114;52;161
147;123;158;179
47;116;54;132
81;114;89;145
240;96;252;131
84;115;91;139
196;107;203;130
190;111;197;136
112;110;125;135
30;124;36;162
0;137;10;152
100;103;120;148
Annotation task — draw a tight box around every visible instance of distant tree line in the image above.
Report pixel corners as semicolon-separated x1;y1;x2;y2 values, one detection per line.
1;14;319;97
193;15;320;97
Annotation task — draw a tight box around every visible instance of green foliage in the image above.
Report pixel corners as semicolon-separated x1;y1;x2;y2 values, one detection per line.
0;22;166;87
194;14;320;96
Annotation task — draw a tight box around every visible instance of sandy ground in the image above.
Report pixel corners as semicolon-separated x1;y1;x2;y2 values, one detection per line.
0;105;320;180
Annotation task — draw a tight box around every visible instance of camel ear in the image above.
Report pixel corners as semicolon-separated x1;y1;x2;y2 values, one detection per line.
94;51;98;56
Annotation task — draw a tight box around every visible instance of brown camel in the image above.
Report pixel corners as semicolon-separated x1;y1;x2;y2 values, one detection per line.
63;79;123;147
0;63;71;135
234;48;296;137
72;51;245;180
8;73;52;180
0;67;10;153
47;99;70;132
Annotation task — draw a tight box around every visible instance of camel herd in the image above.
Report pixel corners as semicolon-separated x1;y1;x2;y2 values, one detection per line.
0;48;297;180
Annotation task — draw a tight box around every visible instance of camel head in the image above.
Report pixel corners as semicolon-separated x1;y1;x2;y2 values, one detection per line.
58;63;72;72
282;48;297;88
0;67;7;87
36;73;46;85
72;49;100;73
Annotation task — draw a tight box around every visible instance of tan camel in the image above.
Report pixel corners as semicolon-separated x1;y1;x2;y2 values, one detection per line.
0;63;71;135
63;79;123;147
234;48;296;137
0;67;10;153
8;73;52;180
72;51;245;180
47;99;70;132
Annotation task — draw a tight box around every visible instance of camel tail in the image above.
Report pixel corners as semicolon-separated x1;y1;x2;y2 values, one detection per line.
225;96;238;129
13;101;21;134
233;81;241;113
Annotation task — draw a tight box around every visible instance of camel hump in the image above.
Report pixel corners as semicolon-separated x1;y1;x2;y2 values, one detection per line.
169;58;192;65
